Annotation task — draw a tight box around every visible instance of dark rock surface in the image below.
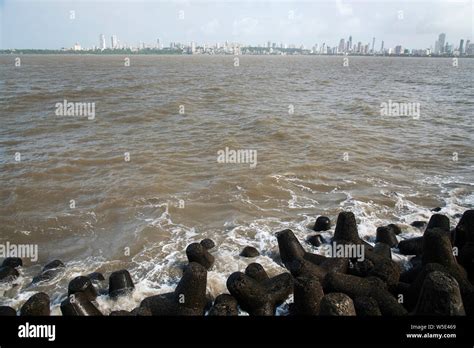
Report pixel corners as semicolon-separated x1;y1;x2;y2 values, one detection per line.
240;246;260;258
186;242;215;269
20;293;50;316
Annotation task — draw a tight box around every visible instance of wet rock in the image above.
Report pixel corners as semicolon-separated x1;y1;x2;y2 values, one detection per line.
348;259;374;278
459;242;474;281
204;293;214;312
276;229;306;264
174;262;208;312
240;246;260;258
20;292;50;316
368;257;401;288
410;255;423;269
323;272;407;316
286;258;327;280
319;293;356;316
421;230;474;307
0;266;19;283
0;306;17;316
87;272;105;282
1;257;23;268
422;228;458;268
398;237;423;256
186;242;215;269
388;224;403;235
393;281;411;300
32;259;65;284
140;262;208;316
400;264;422;284
68;276;98;301
110;310;131;316
431;207;442;212
454;210;474;251
60;292;103;316
293;276;324;315
200;238;215;250
313;216;331;232
307;234;324;247
376;227;398;247
414;271;465;315
405;263;450;311
132;306;152;316
226;271;293;316
426;214;450;232
373;242;392;260
332;212;361;244
245;263;269;282
276;229;348;280
411;221;427;229
208;294;238;316
108;269;135;299
354;296;382;316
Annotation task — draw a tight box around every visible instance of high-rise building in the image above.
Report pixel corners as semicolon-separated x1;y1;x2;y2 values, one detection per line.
372;37;375;53
438;33;446;54
380;40;384;54
99;34;106;50
338;38;345;53
459;39;464;55
467;43;474;55
465;40;471;54
434;40;439;54
348;36;352;52
357;41;361;53
445;43;452;54
111;35;118;49
395;45;403;55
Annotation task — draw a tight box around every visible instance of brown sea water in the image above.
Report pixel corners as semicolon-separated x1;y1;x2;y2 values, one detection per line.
0;55;473;313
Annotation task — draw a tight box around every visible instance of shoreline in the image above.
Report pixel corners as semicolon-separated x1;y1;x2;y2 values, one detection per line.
1;209;473;316
2;51;474;58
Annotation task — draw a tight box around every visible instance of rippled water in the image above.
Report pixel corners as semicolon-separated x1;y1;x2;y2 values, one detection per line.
0;55;473;314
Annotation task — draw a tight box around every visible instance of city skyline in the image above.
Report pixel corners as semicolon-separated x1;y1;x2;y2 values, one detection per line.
57;31;472;57
1;0;472;50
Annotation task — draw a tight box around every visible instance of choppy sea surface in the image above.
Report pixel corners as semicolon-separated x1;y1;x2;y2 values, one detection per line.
0;55;473;314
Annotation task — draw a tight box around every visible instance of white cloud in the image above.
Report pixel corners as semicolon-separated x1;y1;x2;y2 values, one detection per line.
232;17;259;36
336;0;353;17
201;19;220;35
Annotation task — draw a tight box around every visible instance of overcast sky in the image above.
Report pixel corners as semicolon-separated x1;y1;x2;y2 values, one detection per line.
0;0;472;49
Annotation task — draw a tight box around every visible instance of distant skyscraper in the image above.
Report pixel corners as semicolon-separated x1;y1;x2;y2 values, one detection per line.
465;40;471;54
338;38;345;53
434;40;439;54
459;39;464;55
380;40;384;53
348;36;352;52
99;34;106;50
438;33;446;54
357;41;361;53
156;38;161;49
372;37;375;53
395;45;403;55
111;35;118;49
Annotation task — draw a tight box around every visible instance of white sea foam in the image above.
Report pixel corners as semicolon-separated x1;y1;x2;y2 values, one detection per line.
1;173;471;316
